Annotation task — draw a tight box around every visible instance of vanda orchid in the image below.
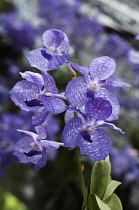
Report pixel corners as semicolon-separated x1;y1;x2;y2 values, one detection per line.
10;29;130;210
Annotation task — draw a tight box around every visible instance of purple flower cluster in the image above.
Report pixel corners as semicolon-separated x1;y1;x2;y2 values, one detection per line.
110;147;139;183
10;29;129;170
0;12;37;50
99;34;131;61
0;111;32;178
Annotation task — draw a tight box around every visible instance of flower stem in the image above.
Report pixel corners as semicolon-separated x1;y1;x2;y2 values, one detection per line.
75;147;87;199
66;62;76;78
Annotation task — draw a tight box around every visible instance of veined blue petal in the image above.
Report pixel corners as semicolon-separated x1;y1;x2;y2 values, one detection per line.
95;88;120;121
10;80;41;112
89;56;116;80
103;78;131;87
39;140;63;149
85;98;112;121
64;109;74;124
34;148;47;171
26;48;49;70
13;137;41;164
78;128;112;161
32;107;49;126
63;117;84;149
41;71;58;93
41;95;66;113
17;129;38;140
65;76;89;107
42;29;69;54
35;125;47;139
20;71;44;90
26;48;69;71
97;122;125;134
47;54;70;70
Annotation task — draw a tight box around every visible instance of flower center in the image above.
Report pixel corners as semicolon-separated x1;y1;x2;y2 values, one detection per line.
49;46;55;52
87;127;95;132
30;142;41;151
89;77;99;92
34;94;39;99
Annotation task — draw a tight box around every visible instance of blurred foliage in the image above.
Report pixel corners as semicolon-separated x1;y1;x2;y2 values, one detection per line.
0;186;29;210
0;0;15;13
128;126;139;149
0;148;92;210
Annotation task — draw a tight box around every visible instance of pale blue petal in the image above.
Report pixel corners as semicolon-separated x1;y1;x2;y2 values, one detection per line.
89;56;116;80
103;78;131;87
85;98;112;121
20;71;44;90
64;109;74;124
41;71;58;93
98;122;125;134
63;117;84;149
95;88;120;121
26;48;49;70
41;95;66;113
42;29;69;54
34;148;47;171
65;76;89;107
39;140;62;149
17;129;38;140
78;128;112;161
26;48;69;71
10;80;41;112
32;107;49;126
35;125;47;139
13;137;41;164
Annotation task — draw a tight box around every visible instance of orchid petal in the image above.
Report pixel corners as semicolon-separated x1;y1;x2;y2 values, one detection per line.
41;95;66;113
35;125;47;139
42;29;69;54
89;56;116;80
41;71;58;93
39;140;63;149
10;80;40;112
95;88;120;121
63;117;84;149
65;76;89;107
13;137;41;164
97;122;125;134
26;48;69;71
32;107;49;126
103;78;131;87
17;129;38;140
20;71;44;90
34;148;47;171
85;98;112;121
78;128;112;161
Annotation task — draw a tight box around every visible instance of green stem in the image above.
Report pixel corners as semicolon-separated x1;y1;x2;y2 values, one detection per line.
75;147;87;199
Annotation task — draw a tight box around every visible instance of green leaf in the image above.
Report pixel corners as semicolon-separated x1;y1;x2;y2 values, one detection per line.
90;160;111;199
103;180;121;200
88;193;110;210
104;193;123;210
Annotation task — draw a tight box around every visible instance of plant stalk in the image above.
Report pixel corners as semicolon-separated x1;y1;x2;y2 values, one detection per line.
75;147;87;199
